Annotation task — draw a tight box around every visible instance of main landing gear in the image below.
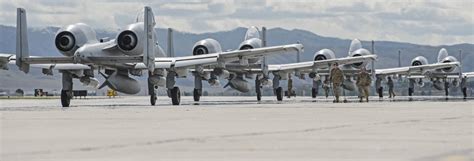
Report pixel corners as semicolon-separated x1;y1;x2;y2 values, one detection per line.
61;72;73;107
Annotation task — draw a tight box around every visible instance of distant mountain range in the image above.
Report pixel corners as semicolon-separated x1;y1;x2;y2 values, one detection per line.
0;25;473;95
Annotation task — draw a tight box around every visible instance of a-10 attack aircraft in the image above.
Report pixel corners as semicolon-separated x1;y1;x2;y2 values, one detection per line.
267;39;378;101
231;39;377;101
0;6;303;107
374;48;472;97
190;26;290;102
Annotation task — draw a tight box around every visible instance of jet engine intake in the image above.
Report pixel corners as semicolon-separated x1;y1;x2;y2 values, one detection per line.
192;39;222;55
55;23;98;56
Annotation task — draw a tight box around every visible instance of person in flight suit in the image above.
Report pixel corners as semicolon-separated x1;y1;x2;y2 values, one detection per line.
356;68;371;102
387;76;396;98
330;63;344;103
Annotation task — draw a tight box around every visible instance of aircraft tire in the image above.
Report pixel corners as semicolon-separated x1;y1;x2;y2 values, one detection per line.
276;87;283;101
61;90;71;107
171;87;181;105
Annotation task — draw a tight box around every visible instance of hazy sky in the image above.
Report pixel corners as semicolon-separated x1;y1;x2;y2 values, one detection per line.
0;0;472;45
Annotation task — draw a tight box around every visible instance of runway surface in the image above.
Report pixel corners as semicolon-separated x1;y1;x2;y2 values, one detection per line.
1;96;473;161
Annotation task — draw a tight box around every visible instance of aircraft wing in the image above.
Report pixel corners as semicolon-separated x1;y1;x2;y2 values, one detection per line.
0;53;90;71
462;72;474;78
267;55;376;72
216;44;303;62
135;44;303;69
375;62;460;76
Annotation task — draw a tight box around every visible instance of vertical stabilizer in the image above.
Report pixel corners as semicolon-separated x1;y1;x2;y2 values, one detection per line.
261;27;268;76
16;8;29;73
144;6;156;73
167;28;174;57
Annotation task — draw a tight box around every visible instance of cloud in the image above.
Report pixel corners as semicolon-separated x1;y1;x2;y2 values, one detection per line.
0;0;472;45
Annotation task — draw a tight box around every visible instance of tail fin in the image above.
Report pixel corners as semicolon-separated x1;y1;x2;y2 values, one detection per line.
348;39;362;55
167;28;174;57
16;8;29;73
437;48;448;63
458;50;463;79
143;6;156;73
261;27;268;77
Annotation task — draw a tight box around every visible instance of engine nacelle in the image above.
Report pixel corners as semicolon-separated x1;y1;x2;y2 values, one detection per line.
349;48;371;69
55;23;98;56
192;39;222;55
411;56;428;66
239;38;262;50
238;38;262;64
313;49;336;61
106;73;141;94
116;22;145;55
439;56;458;73
149;75;166;87
229;76;250;93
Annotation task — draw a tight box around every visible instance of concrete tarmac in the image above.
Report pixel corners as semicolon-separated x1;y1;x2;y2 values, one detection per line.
0;96;473;161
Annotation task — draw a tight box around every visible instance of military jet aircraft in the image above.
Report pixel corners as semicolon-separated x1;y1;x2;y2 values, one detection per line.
0;7;303;107
189;27;293;101
265;39;377;101
374;48;469;97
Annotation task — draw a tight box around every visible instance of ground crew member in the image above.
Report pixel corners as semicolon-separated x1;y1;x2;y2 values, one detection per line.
330;63;344;103
387;76;395;98
356;68;371;102
323;79;330;98
461;76;468;99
